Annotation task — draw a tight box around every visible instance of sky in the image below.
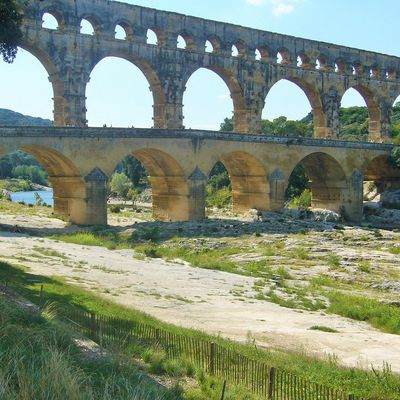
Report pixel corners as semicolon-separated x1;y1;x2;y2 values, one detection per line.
1;0;400;129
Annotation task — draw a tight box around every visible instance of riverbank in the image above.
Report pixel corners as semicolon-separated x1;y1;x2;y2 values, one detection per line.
0;178;51;193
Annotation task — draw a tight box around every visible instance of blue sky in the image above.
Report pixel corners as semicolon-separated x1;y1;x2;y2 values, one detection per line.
1;0;400;129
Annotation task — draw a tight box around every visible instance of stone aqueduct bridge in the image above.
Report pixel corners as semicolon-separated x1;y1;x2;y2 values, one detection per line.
1;0;399;224
1;127;399;225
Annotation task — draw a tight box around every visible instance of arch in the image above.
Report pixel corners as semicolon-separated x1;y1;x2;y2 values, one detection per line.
287;152;347;212
262;78;324;137
0;45;58;121
316;54;328;70
335;58;346;73
255;47;269;62
87;55;165;128
177;35;187;49
208;151;269;212
42;11;63;30
183;66;246;131
351;61;363;76
115;149;189;221
205;36;222;54
115;21;133;40
277;48;290;64
369;64;380;79
297;52;312;68
20;145;80;177
80;17;100;35
231;41;246;58
146;28;165;46
11;145;85;222
177;32;195;50
386;68;397;80
341;85;381;141
363;155;400;204
364;154;400;182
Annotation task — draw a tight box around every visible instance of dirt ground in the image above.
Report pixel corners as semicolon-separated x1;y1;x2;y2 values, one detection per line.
0;210;400;373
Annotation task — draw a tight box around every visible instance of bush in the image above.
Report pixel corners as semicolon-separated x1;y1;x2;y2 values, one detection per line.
109;205;121;213
206;187;232;209
287;189;311;209
110;172;133;198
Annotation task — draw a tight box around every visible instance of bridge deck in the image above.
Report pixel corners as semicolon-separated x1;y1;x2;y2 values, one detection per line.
0;127;396;151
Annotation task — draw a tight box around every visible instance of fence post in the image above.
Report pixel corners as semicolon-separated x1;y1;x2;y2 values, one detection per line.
39;284;44;308
209;342;216;375
90;312;96;339
220;380;227;400
155;328;160;341
268;367;276;400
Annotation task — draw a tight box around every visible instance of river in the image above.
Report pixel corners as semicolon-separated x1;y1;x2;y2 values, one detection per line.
10;190;54;206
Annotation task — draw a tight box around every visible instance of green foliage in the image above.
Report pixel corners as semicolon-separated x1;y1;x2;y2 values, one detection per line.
206;161;232;209
110;172;133;198
206;187;232;209
11;164;48;185
109;205;121;213
327;291;400;335
34;191;45;206
287;189;311;209
285;164;309;200
121;155;148;189
0;0;23;63
220;117;234;131
388;147;400;169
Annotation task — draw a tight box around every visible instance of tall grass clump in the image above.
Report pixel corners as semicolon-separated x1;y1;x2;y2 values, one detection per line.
0;296;180;400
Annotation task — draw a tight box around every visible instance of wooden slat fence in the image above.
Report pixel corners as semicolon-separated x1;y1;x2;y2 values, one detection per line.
62;307;363;400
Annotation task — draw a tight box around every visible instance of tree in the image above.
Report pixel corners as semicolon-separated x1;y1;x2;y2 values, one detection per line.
110;172;133;198
121;155;148;189
0;0;23;63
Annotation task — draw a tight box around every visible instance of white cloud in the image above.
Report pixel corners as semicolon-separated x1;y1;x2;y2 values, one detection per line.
272;3;295;15
245;0;298;16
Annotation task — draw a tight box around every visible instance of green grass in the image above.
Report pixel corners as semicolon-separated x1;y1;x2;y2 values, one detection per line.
327;291;400;335
0;295;180;400
309;325;339;333
324;253;341;270
1;261;400;399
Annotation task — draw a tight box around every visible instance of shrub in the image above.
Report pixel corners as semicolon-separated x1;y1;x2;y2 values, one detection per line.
287;189;311;209
109;205;121;213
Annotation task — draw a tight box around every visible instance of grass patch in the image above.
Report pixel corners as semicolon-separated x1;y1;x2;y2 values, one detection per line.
327;291;400;335
0;295;180;400
309;325;339;333
324;253;341;270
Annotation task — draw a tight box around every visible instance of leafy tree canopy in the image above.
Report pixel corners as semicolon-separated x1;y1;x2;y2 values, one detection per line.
0;0;23;63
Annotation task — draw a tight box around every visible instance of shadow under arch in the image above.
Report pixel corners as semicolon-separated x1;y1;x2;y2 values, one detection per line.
364;154;400;182
19;145;86;222
184;66;247;132
288;152;347;211
266;77;325;138
344;85;381;141
87;54;166;128
213;151;269;212
121;148;190;221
